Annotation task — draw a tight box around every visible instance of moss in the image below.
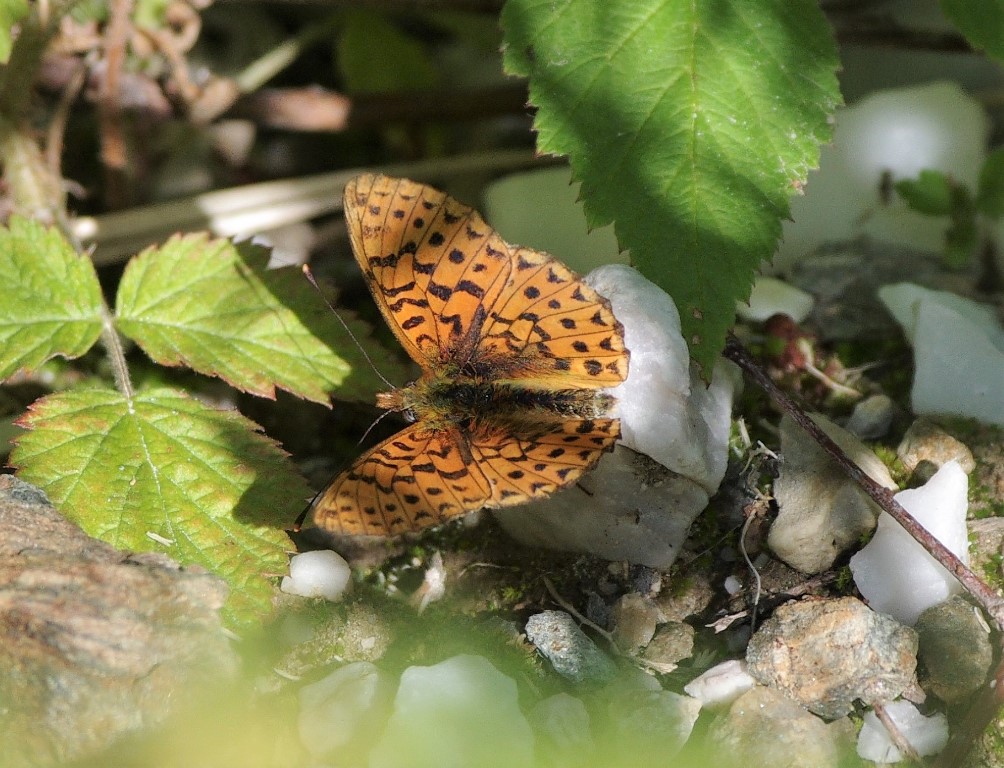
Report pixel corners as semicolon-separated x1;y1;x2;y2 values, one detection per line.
979;552;1004;591
870;443;909;485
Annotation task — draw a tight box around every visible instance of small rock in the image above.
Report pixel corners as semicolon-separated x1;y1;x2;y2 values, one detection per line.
845;394;895;440
709;686;849;768
768;413;896;574
369;655;533;768
857;700;949;763
850;461;969;625
897;418;976;474
737;276;814;323
915;596;992;703
281;550;351;601
610;593;660;653
683;659;756;707
604;688;702;763
585;592;612;628
528;693;594;767
654;572;714;622
746;596;918;719
298;661;394;758
525;611;617;685
640;622;695;673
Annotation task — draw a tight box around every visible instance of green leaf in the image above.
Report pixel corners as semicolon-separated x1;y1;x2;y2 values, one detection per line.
501;0;841;375
0;216;103;381
895;170;955;216
977;147;1004;218
10;386;301;625
0;0;28;64
338;11;439;94
940;0;1004;62
115;233;394;404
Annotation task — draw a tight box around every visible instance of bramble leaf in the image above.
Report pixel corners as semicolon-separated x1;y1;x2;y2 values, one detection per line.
502;0;841;375
114;233;397;404
0;216;103;381
11;386;302;625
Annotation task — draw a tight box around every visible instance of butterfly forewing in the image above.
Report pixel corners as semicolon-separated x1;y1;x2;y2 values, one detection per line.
345;175;513;366
477;246;628;387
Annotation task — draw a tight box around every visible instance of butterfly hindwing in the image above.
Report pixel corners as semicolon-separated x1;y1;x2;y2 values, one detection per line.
312;417;621;536
312;423;493;537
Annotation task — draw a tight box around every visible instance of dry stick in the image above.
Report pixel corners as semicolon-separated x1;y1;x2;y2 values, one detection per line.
872;701;923;763
722;333;1004;633
44;55;86;181
98;0;132;208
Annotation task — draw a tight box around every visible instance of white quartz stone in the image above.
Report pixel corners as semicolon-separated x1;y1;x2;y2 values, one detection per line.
683;660;757;707
850;461;969;625
737;277;814;323
495;265;739;568
879;283;1004;427
297;661;394;758
776;82;988;269
280;550;351;602
857;700;949;762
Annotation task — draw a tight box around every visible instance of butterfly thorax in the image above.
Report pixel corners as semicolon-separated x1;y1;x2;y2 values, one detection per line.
375;374;616;429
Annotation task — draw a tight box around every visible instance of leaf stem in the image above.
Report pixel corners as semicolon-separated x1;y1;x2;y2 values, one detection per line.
100;302;133;401
722;333;1004;632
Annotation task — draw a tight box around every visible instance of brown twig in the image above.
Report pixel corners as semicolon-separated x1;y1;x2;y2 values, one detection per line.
45;54;87;182
722;333;1004;633
872;701;923;763
98;0;133;208
233;82;530;133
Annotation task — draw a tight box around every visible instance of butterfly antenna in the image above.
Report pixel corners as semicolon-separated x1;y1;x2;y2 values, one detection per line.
356;407;397;448
302;264;395;391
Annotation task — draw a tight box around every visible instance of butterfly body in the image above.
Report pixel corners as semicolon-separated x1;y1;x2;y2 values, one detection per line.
312;174;629;537
379;373;616;426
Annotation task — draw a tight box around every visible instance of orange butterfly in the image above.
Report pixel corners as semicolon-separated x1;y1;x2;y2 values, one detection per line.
311;174;629;536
